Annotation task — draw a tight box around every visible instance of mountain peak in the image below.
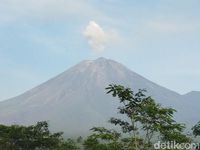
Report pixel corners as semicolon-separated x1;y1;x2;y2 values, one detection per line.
184;91;200;96
95;57;108;61
78;57;117;69
80;57;110;65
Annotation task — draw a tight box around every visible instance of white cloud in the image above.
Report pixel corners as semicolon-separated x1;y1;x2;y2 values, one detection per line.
83;21;119;52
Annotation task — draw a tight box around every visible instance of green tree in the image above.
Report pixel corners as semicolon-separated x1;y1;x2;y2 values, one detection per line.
106;84;189;149
139;97;189;147
55;138;79;150
192;121;200;137
192;121;200;150
106;84;144;150
84;127;122;150
0;121;63;150
83;135;103;150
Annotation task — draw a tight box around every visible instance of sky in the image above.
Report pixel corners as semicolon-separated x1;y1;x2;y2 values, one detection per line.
0;0;200;100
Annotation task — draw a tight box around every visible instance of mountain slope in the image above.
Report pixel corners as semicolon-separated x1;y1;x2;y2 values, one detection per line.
179;91;200;125
0;57;199;135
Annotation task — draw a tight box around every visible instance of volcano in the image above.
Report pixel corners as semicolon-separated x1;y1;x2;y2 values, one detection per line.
0;57;199;136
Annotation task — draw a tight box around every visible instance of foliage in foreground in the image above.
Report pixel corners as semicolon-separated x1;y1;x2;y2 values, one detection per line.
0;84;200;150
0;121;63;150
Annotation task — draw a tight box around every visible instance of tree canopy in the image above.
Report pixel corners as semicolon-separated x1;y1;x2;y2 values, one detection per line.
0;121;63;150
0;84;198;150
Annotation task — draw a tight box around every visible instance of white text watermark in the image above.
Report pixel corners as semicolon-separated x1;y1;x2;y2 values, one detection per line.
154;141;200;150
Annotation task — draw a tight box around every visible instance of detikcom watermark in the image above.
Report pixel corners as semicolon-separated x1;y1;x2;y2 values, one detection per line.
154;141;200;149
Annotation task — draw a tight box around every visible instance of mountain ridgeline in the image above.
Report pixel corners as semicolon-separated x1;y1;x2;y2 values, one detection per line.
0;57;199;136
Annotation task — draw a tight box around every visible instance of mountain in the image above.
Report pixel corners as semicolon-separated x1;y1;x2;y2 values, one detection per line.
179;91;200;125
0;57;199;136
183;91;200;101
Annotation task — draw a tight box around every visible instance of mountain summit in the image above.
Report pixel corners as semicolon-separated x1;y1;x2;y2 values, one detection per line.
0;58;199;135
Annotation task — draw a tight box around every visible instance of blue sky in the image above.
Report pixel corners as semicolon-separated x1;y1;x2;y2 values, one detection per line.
0;0;200;100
